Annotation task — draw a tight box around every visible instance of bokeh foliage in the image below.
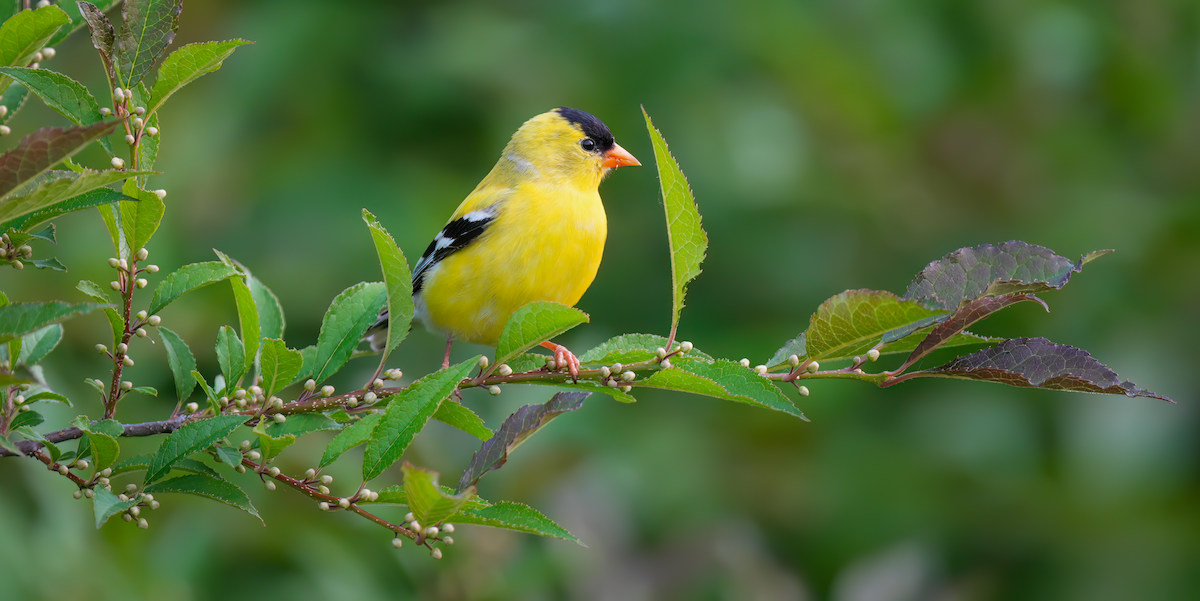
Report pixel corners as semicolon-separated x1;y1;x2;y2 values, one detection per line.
1;0;1196;600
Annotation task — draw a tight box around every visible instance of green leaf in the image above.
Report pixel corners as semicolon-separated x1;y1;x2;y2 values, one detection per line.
49;0;120;46
494;301;589;367
0;301;109;344
458;391;589;491
24;391;70;407
144;473;262;524
76;279;123;348
119;179;164;254
1;187;134;236
642;360;807;420
910;337;1173;402
263;413;340;439
362;357;477;481
0;168;150;226
452;501;582;544
27;257;66;271
402;463;477;526
77;1;117;80
258;338;301;399
9;408;42;430
144;414;246;484
642;108;707;339
765;333;807;370
87;432;120;472
362;209;414;361
248;274;284;341
215;325;245;389
16;323;61;366
147;39;250;117
433;399;492;440
110;453;222;479
147;261;239;315
157;326;196;404
904;242;1107;311
229;276;259;379
0;121;119;200
0;67;102;126
0;5;69;94
578;333;712;365
116;0;183;89
292;344;317;385
311;281;387;384
0;80;28;125
319;412;380;468
92;487;136;528
252;420;294;462
214;445;241;468
131;386;156;396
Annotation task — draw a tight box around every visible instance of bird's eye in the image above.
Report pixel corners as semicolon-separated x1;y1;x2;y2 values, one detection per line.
580;138;596;152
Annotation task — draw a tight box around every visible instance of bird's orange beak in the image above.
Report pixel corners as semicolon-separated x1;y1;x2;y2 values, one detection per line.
602;143;640;169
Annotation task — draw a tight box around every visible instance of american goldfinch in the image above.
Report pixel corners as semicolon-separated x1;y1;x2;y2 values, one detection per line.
371;107;639;378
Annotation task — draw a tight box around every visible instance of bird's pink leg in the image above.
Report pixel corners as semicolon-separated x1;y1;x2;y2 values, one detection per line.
540;341;580;382
442;335;453;370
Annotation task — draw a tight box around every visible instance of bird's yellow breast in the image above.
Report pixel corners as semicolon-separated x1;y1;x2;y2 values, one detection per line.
418;182;607;345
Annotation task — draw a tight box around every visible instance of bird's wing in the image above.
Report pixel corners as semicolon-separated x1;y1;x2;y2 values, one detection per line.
412;202;501;294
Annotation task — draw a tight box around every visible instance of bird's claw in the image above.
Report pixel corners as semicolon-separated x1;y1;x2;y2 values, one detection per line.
541;342;580;382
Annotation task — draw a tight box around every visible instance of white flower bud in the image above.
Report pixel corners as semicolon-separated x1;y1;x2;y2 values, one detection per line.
655;347;667;359
372;378;385;389
137;248;149;261
431;548;443;559
77;460;89;469
125;134;135;145
301;469;315;480
867;349;881;361
135;310;147;320
600;366;611;377
111;156;124;169
142;494;153;502
107;257;120;268
122;513;132;522
798;386;810;397
409;520;420;532
135;106;146;116
99;107;110;116
125;483;138;493
146;126;158;136
681;341;694;353
33;52;43;62
14;395;24;405
754;365;767;374
129;506;140;517
739;358;750;368
359;488;372;500
369;491;379;501
321;385;334;397
263;467;279;477
488;385;501;396
235;464;246;473
132;117;143;129
606;379;618;388
84;489;94;499
113;87;124;100
475;355;489;369
807;361;819;373
425;526;439;537
443;536;454;545
136;277;147;288
138;518;148;529
789;355;801;367
150;500;159;509
392;537;403;548
404;513;415;523
273;413;286;424
442;523;454;533
318;501;330;511
101;468;112;477
249;386;263;396
264;480;276;491
123;356;134;367
621;385;632;393
148;315;161;326
73;490;83;499
0;105;6;118
42;47;55;59
118;258;128;270
116;343;128;354
57;465;69;475
364;392;377;403
318;485;329;494
338;498;350;509
118;494;129;502
611;363;623;372
247;450;261;461
120;381;133;391
146;264;159;273
110;281;121;291
98;477;110;485
622;371;636;382
853;356;863;365
302;379;316;391
660;359;672;369
0;125;10;136
154;189;166;200
184;402;198;413
321;475;333;484
497;364;513;376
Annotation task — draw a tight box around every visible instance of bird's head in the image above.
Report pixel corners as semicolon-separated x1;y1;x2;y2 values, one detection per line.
503;107;640;187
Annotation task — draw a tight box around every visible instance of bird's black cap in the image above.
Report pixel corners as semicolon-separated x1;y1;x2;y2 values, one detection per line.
556;107;615;151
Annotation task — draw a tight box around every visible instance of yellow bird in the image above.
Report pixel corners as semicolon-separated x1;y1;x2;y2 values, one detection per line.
371;107;640;377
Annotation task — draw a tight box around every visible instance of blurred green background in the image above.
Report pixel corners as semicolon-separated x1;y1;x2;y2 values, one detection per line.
2;0;1197;599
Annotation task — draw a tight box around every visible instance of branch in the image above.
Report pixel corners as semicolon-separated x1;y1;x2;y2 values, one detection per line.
0;414;190;458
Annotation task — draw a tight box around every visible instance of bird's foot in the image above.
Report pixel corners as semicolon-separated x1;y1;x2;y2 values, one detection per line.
540;341;580;382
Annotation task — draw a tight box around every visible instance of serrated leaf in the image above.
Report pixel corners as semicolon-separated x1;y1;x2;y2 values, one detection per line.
248;274;284;340
362;209;413;361
402;462;476;526
0;301;109;344
900;294;1036;370
92;487;136;528
27;257;66;271
144;414;245;484
911;337;1172;402
258;338;301;399
251;420;293;461
131;386;156;396
494;301;589;367
0;66;102;126
0;168;150;226
0;80;28;125
643;108;707;338
292;344;317;385
158;326;196;404
116;0;183;89
87;432;119;472
148;39;250;117
766;333;807;370
77;2;117;80
49;0;120;46
433;399;491;440
9;408;42;430
362;357;477;481
1;187;134;235
643;360;807;419
0;5;69;95
452;501;581;545
228;276;258;380
263;413;340;439
144;473;262;524
110;453;222;478
0;122;118;200
579;333;712;365
77;279;123;347
458;391;589;491
16;323;61;366
311;281;387;384
24;391;70;407
215;325;244;389
119;179;164;254
521;379;637;404
319;412;380;468
147;261;239;315
214;445;241;468
904;241;1106;311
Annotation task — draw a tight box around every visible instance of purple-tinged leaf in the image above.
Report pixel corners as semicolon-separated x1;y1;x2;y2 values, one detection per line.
904;241;1109;311
909;337;1172;402
457;391;590;492
0;122;118;199
78;1;117;80
898;294;1039;371
116;0;183;89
